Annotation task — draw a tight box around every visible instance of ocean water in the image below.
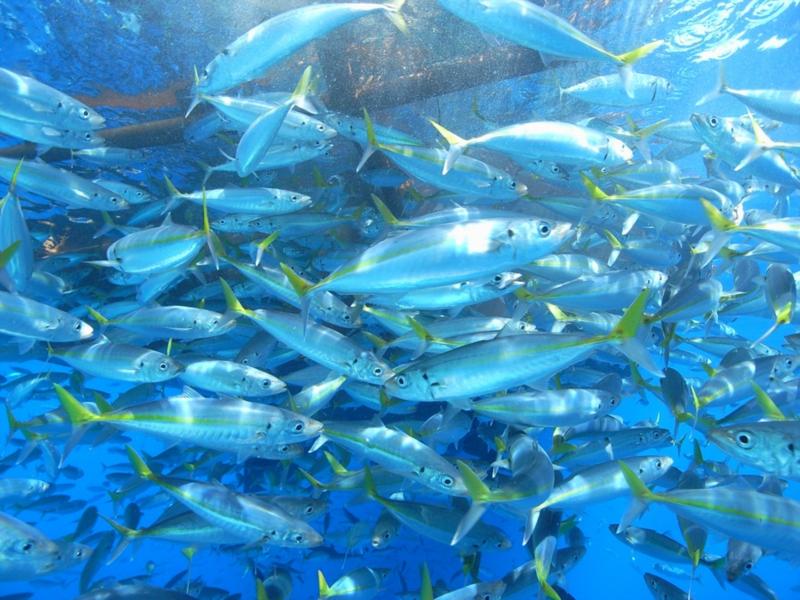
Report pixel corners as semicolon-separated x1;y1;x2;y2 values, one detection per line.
0;0;800;598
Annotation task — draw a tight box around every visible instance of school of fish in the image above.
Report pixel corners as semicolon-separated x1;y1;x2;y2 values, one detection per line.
0;1;799;599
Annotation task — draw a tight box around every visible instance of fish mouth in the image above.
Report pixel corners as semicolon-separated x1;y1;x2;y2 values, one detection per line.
88;115;105;128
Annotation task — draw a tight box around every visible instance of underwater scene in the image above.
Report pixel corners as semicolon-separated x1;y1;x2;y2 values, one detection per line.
1;0;800;598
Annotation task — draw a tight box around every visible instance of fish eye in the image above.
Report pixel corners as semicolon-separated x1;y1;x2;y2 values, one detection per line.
21;540;34;553
441;476;454;487
292;421;305;433
293;533;304;544
395;375;408;388
736;431;753;448
655;459;662;469
316;124;325;131
538;222;551;237
73;321;82;331
709;116;719;127
84;132;92;140
81;109;89;118
372;366;383;376
159;362;169;371
343;314;351;322
202;68;208;77
493;274;503;283
745;561;753;570
305;505;314;514
510;181;516;188
291;194;299;201
261;380;271;388
551;165;560;173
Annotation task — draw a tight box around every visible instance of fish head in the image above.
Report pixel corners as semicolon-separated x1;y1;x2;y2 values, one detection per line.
634;455;673;482
24;479;50;496
200;311;237;337
530;159;570;182
690;113;730;148
384;368;430;401
487;271;522;290
253;442;305;461
246;372;286;396
351;351;394;385
708;426;762;459
514;219;573;256
643;269;669;291
60;102;105;129
424;466;468;497
484;530;512;551
138;352;183;381
68;129;105;148
68;316;94;341
1;534;62;573
54;541;92;568
281;414;324;442
371;523;396;549
770;354;800;380
726;538;763;582
478;581;507;600
282;524;324;548
606;136;633;164
597;390;622;413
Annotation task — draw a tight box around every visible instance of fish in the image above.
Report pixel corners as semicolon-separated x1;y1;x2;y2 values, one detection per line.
698;64;800;124
436;0;661;94
190;1;407;111
55;384;321;461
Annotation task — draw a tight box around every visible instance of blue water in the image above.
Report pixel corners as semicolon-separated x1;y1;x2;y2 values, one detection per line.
1;0;800;598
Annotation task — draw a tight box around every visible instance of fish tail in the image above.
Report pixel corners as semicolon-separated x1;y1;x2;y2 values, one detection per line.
323;450;351;476
219;277;252;318
370;193;401;226
101;514;140;539
535;536;561;600
696;62;727;106
363;465;380;500
297;467;330;491
54;383;100;427
451;461;489;547
606;289;664;377
357;108;380;173
618;461;659;502
318;570;332;598
291;65;314;102
185;66;202;118
734;109;773;172
420;562;434;600
201;188;223;269
700;198;737;233
85;306;110;327
603;229;624;267
0;240;20;271
616;40;664;66
125;445;157;482
614;40;663;97
580;173;609;201
254;231;279;267
428;119;466;175
383;0;408;34
163;174;182;197
4;401;21;440
279;262;316;333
